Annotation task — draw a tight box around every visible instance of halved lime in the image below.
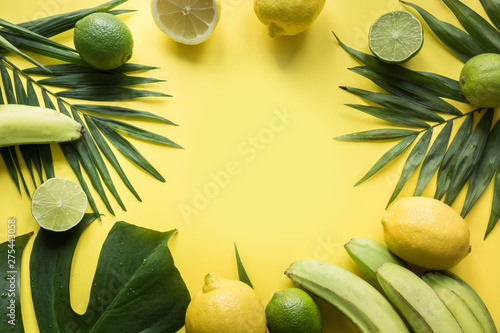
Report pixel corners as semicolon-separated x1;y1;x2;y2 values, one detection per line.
369;10;423;64
31;177;88;232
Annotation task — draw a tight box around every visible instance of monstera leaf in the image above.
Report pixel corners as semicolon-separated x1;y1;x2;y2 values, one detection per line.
0;214;190;332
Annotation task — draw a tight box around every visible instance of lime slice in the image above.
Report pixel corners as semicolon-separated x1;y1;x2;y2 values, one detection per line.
31;178;88;232
369;10;423;64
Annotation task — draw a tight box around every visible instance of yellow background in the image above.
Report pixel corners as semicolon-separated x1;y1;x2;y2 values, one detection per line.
1;0;499;331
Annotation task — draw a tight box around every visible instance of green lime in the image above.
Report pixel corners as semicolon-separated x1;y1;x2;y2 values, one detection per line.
265;287;322;333
31;178;88;232
460;53;500;108
74;12;133;70
369;10;423;64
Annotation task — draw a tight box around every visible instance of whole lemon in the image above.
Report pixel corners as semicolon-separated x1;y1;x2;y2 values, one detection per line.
265;288;322;333
254;0;326;38
74;13;133;70
185;273;267;333
460;53;500;108
382;197;470;270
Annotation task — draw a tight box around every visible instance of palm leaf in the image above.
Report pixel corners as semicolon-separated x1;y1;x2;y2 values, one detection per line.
336;0;500;236
354;134;418;186
334;129;419;141
444;109;493;205
402;1;487;61
442;0;500;53
0;1;177;215
414;121;453;196
387;129;433;206
462;116;500;216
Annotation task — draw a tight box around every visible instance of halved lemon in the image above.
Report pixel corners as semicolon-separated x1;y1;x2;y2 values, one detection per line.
151;0;221;45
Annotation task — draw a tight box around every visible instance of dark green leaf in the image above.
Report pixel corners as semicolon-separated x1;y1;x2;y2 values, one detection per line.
56;86;171;101
93;119;165;182
30;216;190;333
56;101;115;215
0;233;32;332
335;128;419;141
0;17;75;52
388;129;433;206
445;109;493;205
83;113;141;201
0;62;16;103
461;116;500;217
38;144;54;180
234;243;253;288
402;1;486;61
23;63;158;76
59;142;100;215
75;104;177;125
485;166;500;238
414;121;453;196
0;147;20;193
89;115;182;148
435;113;473;200
355;134;418;186
333;33;466;101
442;0;500;53
0;34;50;72
13;70;27;105
71;106;125;212
38;73;164;88
17;0;129;38
480;0;500;30
8;147;30;197
340;86;444;122
1;31;87;66
345;104;430;128
349;66;462;116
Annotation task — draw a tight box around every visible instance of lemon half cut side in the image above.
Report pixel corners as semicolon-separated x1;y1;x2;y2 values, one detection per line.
151;0;221;45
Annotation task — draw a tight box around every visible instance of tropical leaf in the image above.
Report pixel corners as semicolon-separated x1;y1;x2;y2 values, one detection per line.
336;0;500;237
0;1;177;215
234;243;254;288
29;215;190;333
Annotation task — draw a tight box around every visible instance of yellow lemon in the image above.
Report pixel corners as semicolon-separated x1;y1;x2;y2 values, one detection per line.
151;0;221;45
254;0;326;38
185;273;267;333
381;197;470;270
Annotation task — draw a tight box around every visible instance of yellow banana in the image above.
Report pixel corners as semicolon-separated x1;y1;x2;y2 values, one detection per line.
285;259;409;333
0;104;83;147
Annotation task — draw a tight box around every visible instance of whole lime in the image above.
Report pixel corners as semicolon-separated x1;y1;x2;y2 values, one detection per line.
265;287;322;333
460;53;500;108
74;13;133;70
382;196;470;270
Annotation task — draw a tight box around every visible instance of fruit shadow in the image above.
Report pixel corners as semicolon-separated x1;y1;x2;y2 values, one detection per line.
273;31;308;68
172;40;210;63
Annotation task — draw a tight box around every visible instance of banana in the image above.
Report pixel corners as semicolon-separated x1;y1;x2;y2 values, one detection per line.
344;237;411;290
0;104;84;147
422;270;497;333
376;262;464;333
285;259;409;333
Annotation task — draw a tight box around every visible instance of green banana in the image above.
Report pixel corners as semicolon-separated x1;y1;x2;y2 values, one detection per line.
285;259;409;333
377;262;464;333
422;270;497;333
0;104;84;147
344;237;411;290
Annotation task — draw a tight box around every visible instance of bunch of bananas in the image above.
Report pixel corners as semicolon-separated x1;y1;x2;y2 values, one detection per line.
285;237;497;333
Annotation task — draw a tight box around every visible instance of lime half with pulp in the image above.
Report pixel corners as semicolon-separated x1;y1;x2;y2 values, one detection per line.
31;177;88;232
369;10;423;64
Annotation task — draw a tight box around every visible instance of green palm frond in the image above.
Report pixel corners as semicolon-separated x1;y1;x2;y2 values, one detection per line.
0;0;179;216
335;0;500;239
